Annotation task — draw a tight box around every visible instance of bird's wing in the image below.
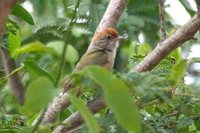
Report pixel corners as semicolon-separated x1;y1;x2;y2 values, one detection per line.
75;51;109;70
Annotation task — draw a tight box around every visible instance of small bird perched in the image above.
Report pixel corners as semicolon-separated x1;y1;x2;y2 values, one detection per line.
64;27;123;92
75;27;123;71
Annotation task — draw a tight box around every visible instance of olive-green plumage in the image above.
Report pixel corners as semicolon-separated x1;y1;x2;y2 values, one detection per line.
75;50;109;70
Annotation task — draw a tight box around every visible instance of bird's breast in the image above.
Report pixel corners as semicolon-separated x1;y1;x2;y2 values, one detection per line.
104;50;117;70
75;49;117;71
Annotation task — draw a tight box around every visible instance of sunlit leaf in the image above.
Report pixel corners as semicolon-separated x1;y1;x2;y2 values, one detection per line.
12;41;56;58
72;27;90;37
11;4;35;25
138;43;152;56
47;41;79;64
170;59;187;86
66;45;79;64
170;48;182;61
179;0;196;16
8;31;21;56
85;66;141;133
21;77;58;116
23;60;54;82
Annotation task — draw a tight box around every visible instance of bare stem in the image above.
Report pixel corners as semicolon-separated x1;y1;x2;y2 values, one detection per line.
55;0;81;86
0;47;25;105
158;0;166;41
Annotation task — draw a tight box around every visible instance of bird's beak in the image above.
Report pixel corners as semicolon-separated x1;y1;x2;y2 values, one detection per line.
117;34;128;40
117;35;125;40
117;35;126;40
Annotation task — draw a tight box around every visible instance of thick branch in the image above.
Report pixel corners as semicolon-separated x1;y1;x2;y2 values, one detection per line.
96;0;128;32
0;0;25;105
53;97;105;133
132;14;200;72
42;0;128;125
0;47;25;104
42;93;70;124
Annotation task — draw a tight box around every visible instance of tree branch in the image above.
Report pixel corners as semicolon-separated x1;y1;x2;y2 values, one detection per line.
0;47;25;104
158;0;166;41
0;0;25;105
131;14;200;72
42;93;70;124
96;0;128;32
53;97;105;133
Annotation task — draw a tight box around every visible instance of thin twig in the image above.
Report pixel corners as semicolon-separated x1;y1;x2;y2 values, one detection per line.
31;108;47;133
158;0;166;41
195;0;200;14
162;111;179;118
55;0;81;86
187;57;200;66
0;65;24;82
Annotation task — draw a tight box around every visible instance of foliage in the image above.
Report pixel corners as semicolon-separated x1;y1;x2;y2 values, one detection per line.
70;96;100;133
1;0;200;133
21;77;58;116
11;4;35;25
86;66;141;133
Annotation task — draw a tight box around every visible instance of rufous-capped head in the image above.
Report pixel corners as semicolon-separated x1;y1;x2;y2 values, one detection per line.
91;27;119;43
88;27;123;52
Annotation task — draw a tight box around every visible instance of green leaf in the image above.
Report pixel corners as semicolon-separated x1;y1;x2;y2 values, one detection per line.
170;48;182;61
23;60;54;82
47;41;79;65
176;116;193;132
70;96;100;133
21;77;58;116
179;0;196;16
72;27;89;37
85;66;141;133
66;45;79;64
12;41;56;58
138;43;152;56
8;31;21;56
170;59;187;86
128;15;145;27
11;4;35;25
194;120;200;130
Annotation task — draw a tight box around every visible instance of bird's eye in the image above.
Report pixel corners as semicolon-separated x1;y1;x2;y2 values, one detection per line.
105;35;112;40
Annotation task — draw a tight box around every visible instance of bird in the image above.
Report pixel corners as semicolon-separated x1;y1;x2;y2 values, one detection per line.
64;27;123;92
